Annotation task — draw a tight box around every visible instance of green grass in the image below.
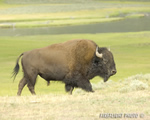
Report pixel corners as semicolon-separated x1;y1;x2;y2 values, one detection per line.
0;31;150;96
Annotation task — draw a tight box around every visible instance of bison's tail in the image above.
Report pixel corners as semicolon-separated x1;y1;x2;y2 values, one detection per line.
12;53;24;82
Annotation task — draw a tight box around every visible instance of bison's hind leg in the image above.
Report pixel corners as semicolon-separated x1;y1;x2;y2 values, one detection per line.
27;82;36;95
27;74;38;95
17;76;27;96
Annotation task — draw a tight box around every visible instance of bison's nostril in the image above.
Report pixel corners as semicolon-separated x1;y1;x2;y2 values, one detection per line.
111;70;117;75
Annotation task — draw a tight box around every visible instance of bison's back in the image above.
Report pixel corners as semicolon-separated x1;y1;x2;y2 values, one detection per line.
41;39;97;69
42;39;96;61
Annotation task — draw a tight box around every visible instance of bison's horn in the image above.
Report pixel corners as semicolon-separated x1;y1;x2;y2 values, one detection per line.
108;47;110;51
96;46;103;58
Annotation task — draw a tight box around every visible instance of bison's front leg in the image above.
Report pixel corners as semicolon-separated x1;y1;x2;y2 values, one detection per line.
77;79;94;92
65;84;74;95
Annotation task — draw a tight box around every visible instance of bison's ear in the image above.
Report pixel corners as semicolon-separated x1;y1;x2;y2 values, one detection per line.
96;46;103;58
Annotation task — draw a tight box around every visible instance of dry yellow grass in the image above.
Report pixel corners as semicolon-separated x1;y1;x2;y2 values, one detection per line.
0;91;149;120
0;74;150;120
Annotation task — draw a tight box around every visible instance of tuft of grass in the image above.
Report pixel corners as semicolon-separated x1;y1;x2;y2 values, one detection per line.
118;74;150;93
130;80;148;90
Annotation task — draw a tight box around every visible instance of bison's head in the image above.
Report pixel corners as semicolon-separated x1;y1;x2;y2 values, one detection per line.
95;46;117;82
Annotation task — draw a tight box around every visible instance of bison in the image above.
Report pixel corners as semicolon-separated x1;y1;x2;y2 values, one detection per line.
12;39;116;96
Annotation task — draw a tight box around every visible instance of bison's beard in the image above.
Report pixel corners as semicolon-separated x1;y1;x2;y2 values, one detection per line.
104;75;110;82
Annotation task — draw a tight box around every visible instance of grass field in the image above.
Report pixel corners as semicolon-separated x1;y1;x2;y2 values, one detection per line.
0;73;150;119
0;0;150;119
0;89;150;120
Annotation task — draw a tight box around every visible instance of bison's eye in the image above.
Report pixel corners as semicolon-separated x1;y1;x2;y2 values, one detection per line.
103;59;108;64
